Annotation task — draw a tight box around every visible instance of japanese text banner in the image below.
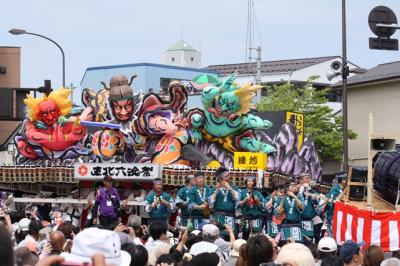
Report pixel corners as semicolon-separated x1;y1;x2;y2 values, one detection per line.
74;163;162;181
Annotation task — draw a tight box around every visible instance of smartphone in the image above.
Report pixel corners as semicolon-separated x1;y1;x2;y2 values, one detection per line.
46;233;50;242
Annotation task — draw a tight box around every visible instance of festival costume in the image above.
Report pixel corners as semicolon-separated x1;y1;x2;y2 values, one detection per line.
187;185;213;230
322;183;343;236
264;194;281;237
280;195;303;242
176;185;192;226
298;189;317;240
239;188;264;235
210;186;239;235
145;190;175;224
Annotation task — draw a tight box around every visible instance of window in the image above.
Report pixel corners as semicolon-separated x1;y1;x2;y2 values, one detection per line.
171;57;175;62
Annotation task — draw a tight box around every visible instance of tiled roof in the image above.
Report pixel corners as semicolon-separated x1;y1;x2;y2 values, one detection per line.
167;40;197;51
332;60;400;87
207;56;338;75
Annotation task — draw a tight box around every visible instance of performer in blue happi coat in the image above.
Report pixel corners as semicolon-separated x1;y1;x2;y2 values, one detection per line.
176;174;196;227
145;178;175;225
187;171;214;230
238;175;264;239
210;166;240;235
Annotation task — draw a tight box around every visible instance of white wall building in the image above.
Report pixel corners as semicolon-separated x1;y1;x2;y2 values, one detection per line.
164;40;201;68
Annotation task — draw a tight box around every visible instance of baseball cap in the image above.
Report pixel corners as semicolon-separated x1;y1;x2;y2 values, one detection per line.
18;218;30;232
202;224;220;237
318;237;337;252
61;227;131;266
231;239;247;257
339;240;365;263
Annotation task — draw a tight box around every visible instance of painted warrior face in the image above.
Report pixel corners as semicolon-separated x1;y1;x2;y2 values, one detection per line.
38;100;60;126
148;112;177;135
112;99;133;121
214;92;240;117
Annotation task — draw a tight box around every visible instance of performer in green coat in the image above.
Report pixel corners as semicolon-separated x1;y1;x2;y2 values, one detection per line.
210;166;239;234
264;186;283;237
176;174;196;227
238;175;264;239
187;171;214;230
321;172;347;236
298;174;318;241
277;179;303;242
145;178;175;225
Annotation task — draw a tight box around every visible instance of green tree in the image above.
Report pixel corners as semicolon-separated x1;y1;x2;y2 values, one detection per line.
256;77;357;162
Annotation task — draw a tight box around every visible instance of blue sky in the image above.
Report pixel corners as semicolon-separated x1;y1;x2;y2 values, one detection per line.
2;0;400;89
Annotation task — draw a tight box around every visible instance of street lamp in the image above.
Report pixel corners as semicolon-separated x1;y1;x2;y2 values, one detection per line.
9;28;65;87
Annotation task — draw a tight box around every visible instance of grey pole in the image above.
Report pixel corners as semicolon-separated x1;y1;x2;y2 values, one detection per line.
342;0;349;173
256;46;262;102
9;29;65;87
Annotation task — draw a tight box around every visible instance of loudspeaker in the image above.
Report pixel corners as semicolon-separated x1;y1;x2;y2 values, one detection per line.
326;61;342;81
371;138;396;151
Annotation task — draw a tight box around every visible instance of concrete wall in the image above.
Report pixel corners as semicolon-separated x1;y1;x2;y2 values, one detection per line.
347;80;400;166
0;47;20;88
165;50;201;68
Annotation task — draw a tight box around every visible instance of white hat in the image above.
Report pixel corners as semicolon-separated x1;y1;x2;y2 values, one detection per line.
202;224;220;237
276;243;314;266
190;241;219;256
231;239;246;257
191;230;201;236
18;218;30;232
61;227;131;266
318;237;337;252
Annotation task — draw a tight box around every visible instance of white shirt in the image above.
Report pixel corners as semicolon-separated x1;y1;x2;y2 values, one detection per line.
145;239;171;253
17;234;37;248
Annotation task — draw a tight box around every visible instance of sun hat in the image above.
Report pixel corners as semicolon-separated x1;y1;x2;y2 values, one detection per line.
61;227;131;266
231;239;247;257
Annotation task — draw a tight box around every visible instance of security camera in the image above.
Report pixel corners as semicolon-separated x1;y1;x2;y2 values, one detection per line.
326;61;343;81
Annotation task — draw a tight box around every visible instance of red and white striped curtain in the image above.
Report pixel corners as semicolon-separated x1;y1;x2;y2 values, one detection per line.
333;201;400;252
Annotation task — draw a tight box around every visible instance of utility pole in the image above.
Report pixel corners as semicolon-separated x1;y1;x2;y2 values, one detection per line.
341;0;349;174
255;46;262;102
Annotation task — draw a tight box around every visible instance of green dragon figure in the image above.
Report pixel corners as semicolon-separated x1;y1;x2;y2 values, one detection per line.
187;74;276;154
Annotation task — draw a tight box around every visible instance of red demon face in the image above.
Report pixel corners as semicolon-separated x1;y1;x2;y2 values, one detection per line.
38;100;60;126
112;99;133;121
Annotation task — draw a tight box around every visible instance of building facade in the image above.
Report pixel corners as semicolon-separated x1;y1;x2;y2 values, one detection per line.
332;61;400;167
164;40;201;68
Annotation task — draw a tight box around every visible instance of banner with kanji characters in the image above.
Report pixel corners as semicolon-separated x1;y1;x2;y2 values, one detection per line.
233;152;267;170
333;201;400;252
74;163;163;181
286;111;304;151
